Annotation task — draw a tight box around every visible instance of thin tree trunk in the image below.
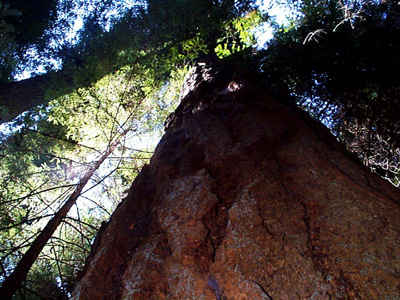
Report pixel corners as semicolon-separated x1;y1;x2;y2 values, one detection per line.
73;65;400;299
0;127;130;299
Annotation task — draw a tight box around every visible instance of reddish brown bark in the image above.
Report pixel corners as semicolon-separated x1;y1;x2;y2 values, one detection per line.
73;68;400;299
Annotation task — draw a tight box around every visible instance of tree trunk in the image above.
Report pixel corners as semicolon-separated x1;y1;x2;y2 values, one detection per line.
72;65;400;300
0;127;130;299
0;71;79;124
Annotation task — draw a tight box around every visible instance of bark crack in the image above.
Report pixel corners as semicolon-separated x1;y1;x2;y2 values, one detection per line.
208;275;226;300
272;154;363;299
254;195;275;238
272;155;328;278
251;280;273;300
201;169;233;264
203;218;218;262
297;199;316;270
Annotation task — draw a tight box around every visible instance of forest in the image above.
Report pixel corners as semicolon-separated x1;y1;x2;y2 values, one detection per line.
0;0;399;299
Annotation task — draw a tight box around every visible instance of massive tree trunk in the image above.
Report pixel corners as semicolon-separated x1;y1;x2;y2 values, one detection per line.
72;64;400;299
0;71;77;124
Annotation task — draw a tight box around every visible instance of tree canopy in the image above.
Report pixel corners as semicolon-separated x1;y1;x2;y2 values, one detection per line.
258;0;400;184
1;0;400;298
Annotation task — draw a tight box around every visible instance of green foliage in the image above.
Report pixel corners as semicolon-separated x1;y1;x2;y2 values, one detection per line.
0;4;18;82
1;3;400;298
0;0;59;82
0;114;83;295
0;57;188;296
49;65;159;145
259;0;400;184
0;0;278;297
215;10;265;58
0;3;22;36
1;0;58;47
55;0;259;88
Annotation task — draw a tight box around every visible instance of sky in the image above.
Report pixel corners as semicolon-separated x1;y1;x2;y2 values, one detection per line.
0;2;298;280
1;0;292;215
1;2;292;209
14;0;290;80
3;0;290;132
256;0;292;47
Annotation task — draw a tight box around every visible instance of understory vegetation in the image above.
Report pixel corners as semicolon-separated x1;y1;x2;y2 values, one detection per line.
0;0;399;298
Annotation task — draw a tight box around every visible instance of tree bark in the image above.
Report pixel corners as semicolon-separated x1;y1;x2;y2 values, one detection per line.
72;65;400;299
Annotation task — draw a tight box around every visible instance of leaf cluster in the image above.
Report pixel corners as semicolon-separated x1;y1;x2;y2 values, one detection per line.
0;0;59;82
0;57;188;297
215;10;265;58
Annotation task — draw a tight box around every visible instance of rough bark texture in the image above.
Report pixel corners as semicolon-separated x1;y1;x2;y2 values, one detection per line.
72;65;400;300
